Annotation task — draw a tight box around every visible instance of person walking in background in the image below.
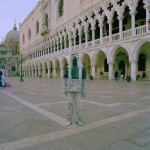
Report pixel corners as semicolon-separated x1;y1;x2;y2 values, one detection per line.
142;72;146;79
114;70;119;82
121;70;125;80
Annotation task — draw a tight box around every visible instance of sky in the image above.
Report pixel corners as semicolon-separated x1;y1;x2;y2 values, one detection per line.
0;0;38;42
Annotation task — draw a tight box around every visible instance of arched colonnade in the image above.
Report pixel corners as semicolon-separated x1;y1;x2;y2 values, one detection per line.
23;39;150;81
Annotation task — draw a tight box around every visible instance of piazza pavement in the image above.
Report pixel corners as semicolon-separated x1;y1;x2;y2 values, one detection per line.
0;77;150;150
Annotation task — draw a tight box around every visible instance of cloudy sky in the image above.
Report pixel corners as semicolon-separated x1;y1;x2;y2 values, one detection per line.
0;0;38;42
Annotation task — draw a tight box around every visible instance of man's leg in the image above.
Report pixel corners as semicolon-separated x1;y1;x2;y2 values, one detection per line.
66;92;74;126
75;93;83;126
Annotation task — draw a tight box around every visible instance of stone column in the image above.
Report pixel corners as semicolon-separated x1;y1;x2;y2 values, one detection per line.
68;32;72;51
99;24;103;44
77;62;82;80
91;25;95;46
78;27;82;48
53;68;56;78
118;16;123;39
32;70;34;77
57;38;59;54
35;70;37;77
92;65;95;78
146;7;150;33
60;68;64;78
68;63;72;79
60;36;62;51
131;59;137;81
48;67;50;78
29;70;31;77
38;64;41;77
84;24;88;48
108;62;114;80
131;12;136;37
43;69;46;78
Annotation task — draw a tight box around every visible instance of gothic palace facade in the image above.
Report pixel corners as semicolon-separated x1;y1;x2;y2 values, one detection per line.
20;0;150;81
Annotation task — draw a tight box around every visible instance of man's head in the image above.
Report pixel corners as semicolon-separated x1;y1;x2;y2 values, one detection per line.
73;57;77;66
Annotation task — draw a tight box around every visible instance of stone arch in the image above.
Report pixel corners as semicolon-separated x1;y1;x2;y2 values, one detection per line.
133;39;150;78
92;49;108;78
80;52;91;64
111;45;130;76
133;39;150;59
92;48;107;65
55;59;60;78
109;45;131;62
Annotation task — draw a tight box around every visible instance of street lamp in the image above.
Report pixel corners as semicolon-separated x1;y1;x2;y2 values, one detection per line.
20;54;24;82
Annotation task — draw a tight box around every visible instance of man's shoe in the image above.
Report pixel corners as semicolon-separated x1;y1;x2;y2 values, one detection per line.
66;120;72;126
78;121;83;126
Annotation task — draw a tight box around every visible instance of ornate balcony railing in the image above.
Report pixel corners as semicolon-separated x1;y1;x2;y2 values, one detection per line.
123;29;132;39
135;25;146;35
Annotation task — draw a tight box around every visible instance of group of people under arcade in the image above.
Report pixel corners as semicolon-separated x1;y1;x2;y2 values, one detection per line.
114;69;147;82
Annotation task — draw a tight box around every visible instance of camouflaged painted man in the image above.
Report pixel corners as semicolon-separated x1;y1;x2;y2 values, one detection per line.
64;56;86;126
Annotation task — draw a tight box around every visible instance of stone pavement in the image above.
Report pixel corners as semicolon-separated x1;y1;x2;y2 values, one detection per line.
0;77;150;150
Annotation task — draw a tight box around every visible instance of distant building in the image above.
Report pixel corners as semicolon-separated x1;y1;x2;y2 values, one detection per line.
20;0;150;81
0;24;20;76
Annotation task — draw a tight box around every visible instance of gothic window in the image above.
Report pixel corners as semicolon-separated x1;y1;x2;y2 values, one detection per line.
76;30;79;45
95;20;100;39
123;6;131;31
88;24;92;41
138;54;146;71
36;21;39;34
45;14;48;28
103;16;109;36
81;28;85;44
58;0;64;17
28;28;31;40
135;0;146;26
112;11;119;34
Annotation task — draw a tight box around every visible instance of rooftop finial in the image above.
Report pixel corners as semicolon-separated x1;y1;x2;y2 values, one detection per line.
13;19;17;30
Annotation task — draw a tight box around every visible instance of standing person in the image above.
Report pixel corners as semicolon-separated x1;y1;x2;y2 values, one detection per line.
121;70;125;80
64;56;86;126
114;70;118;82
1;67;5;87
100;71;103;79
0;68;2;86
142;72;146;79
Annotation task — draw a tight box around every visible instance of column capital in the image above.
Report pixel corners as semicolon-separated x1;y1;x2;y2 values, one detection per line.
130;58;138;64
130;11;137;16
83;23;89;32
107;57;114;65
118;15;124;21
